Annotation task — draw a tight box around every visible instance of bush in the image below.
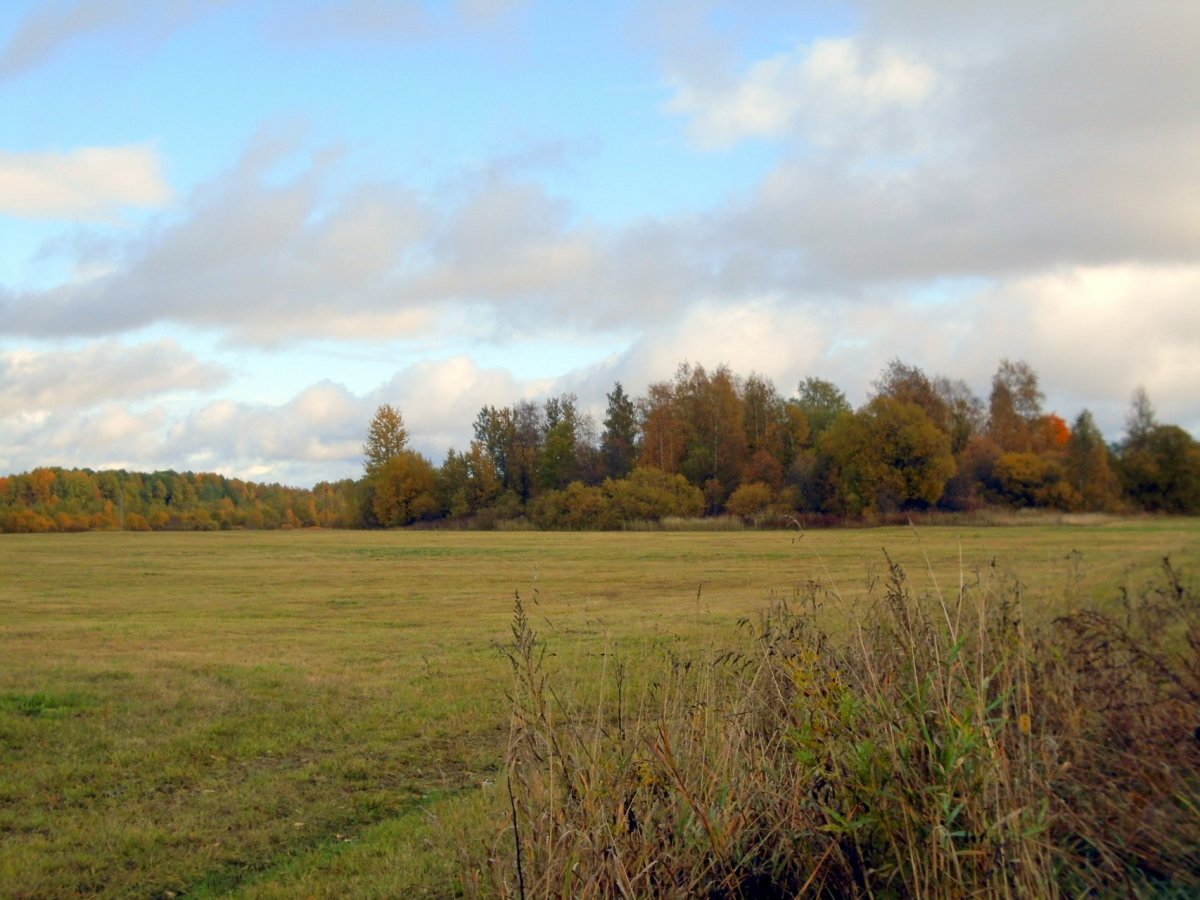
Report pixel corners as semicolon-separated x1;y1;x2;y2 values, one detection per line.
726;481;773;523
604;467;704;523
989;451;1078;509
529;482;614;530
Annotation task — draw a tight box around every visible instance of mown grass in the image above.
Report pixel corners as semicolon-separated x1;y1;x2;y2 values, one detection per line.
0;522;1197;897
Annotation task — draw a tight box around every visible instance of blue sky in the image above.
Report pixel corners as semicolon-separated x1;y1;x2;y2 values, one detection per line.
2;0;1199;485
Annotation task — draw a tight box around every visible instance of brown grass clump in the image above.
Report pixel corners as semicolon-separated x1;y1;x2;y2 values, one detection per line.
473;557;1200;898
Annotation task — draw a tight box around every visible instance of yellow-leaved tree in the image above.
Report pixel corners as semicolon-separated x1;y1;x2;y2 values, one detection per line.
821;397;956;516
363;404;409;477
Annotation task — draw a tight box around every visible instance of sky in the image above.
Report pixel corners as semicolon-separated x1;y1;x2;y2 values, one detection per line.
2;0;1198;487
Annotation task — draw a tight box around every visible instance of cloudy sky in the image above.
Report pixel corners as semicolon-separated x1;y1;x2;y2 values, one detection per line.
2;0;1198;486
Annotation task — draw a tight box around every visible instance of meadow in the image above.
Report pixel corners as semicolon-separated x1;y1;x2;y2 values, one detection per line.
1;519;1197;897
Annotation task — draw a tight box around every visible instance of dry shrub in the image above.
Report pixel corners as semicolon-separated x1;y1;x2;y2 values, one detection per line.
470;558;1200;898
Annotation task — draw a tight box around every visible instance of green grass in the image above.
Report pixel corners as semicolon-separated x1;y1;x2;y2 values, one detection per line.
1;522;1197;897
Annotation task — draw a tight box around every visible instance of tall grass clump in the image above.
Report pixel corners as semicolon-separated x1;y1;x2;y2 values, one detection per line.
472;558;1200;897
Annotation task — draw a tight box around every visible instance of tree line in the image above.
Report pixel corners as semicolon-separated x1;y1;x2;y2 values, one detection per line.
2;358;1198;532
0;468;357;533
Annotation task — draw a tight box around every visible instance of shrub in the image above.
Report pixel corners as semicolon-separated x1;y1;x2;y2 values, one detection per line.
989;451;1078;509
530;482;614;530
726;481;773;523
604;467;704;523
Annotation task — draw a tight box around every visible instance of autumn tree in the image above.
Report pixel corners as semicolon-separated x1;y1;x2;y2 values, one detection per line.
987;359;1044;452
987;452;1074;509
639;379;685;474
938;434;1002;511
474;405;515;485
726;481;774;523
932;376;985;454
27;467;57;506
530;482;612;530
1065;410;1119;511
741;373;781;456
372;451;437;526
821;398;956;515
740;373;808;479
437;442;502;518
779;402;811;467
1115;387;1200;513
1031;413;1071;456
872;360;948;424
795;377;850;443
1119;424;1200;514
871;360;984;455
312;479;361;527
363;404;409;476
674;362;747;504
474;401;543;502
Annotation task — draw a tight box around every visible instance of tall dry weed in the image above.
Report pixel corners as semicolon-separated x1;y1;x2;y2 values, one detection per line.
470;557;1200;897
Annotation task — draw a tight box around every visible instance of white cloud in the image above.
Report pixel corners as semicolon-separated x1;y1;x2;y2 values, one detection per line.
161;381;369;480
0;144;172;221
0;339;226;416
375;355;542;458
0;402;169;475
151;359;548;482
666;36;936;149
588;263;1200;443
987;265;1200;433
663;2;1200;288
0;143;604;345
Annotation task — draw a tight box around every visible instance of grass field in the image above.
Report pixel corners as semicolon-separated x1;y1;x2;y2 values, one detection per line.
1;520;1198;897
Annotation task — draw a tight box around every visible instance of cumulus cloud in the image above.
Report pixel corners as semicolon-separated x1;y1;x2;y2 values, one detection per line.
149;358;548;482
0;144;172;220
979;265;1200;433
0;380;361;484
162;381;368;476
664;2;1200;289
0;402;169;475
667;36;936;149
0;141;606;344
0;355;524;482
0;337;229;476
373;355;544;457
0;338;227;416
